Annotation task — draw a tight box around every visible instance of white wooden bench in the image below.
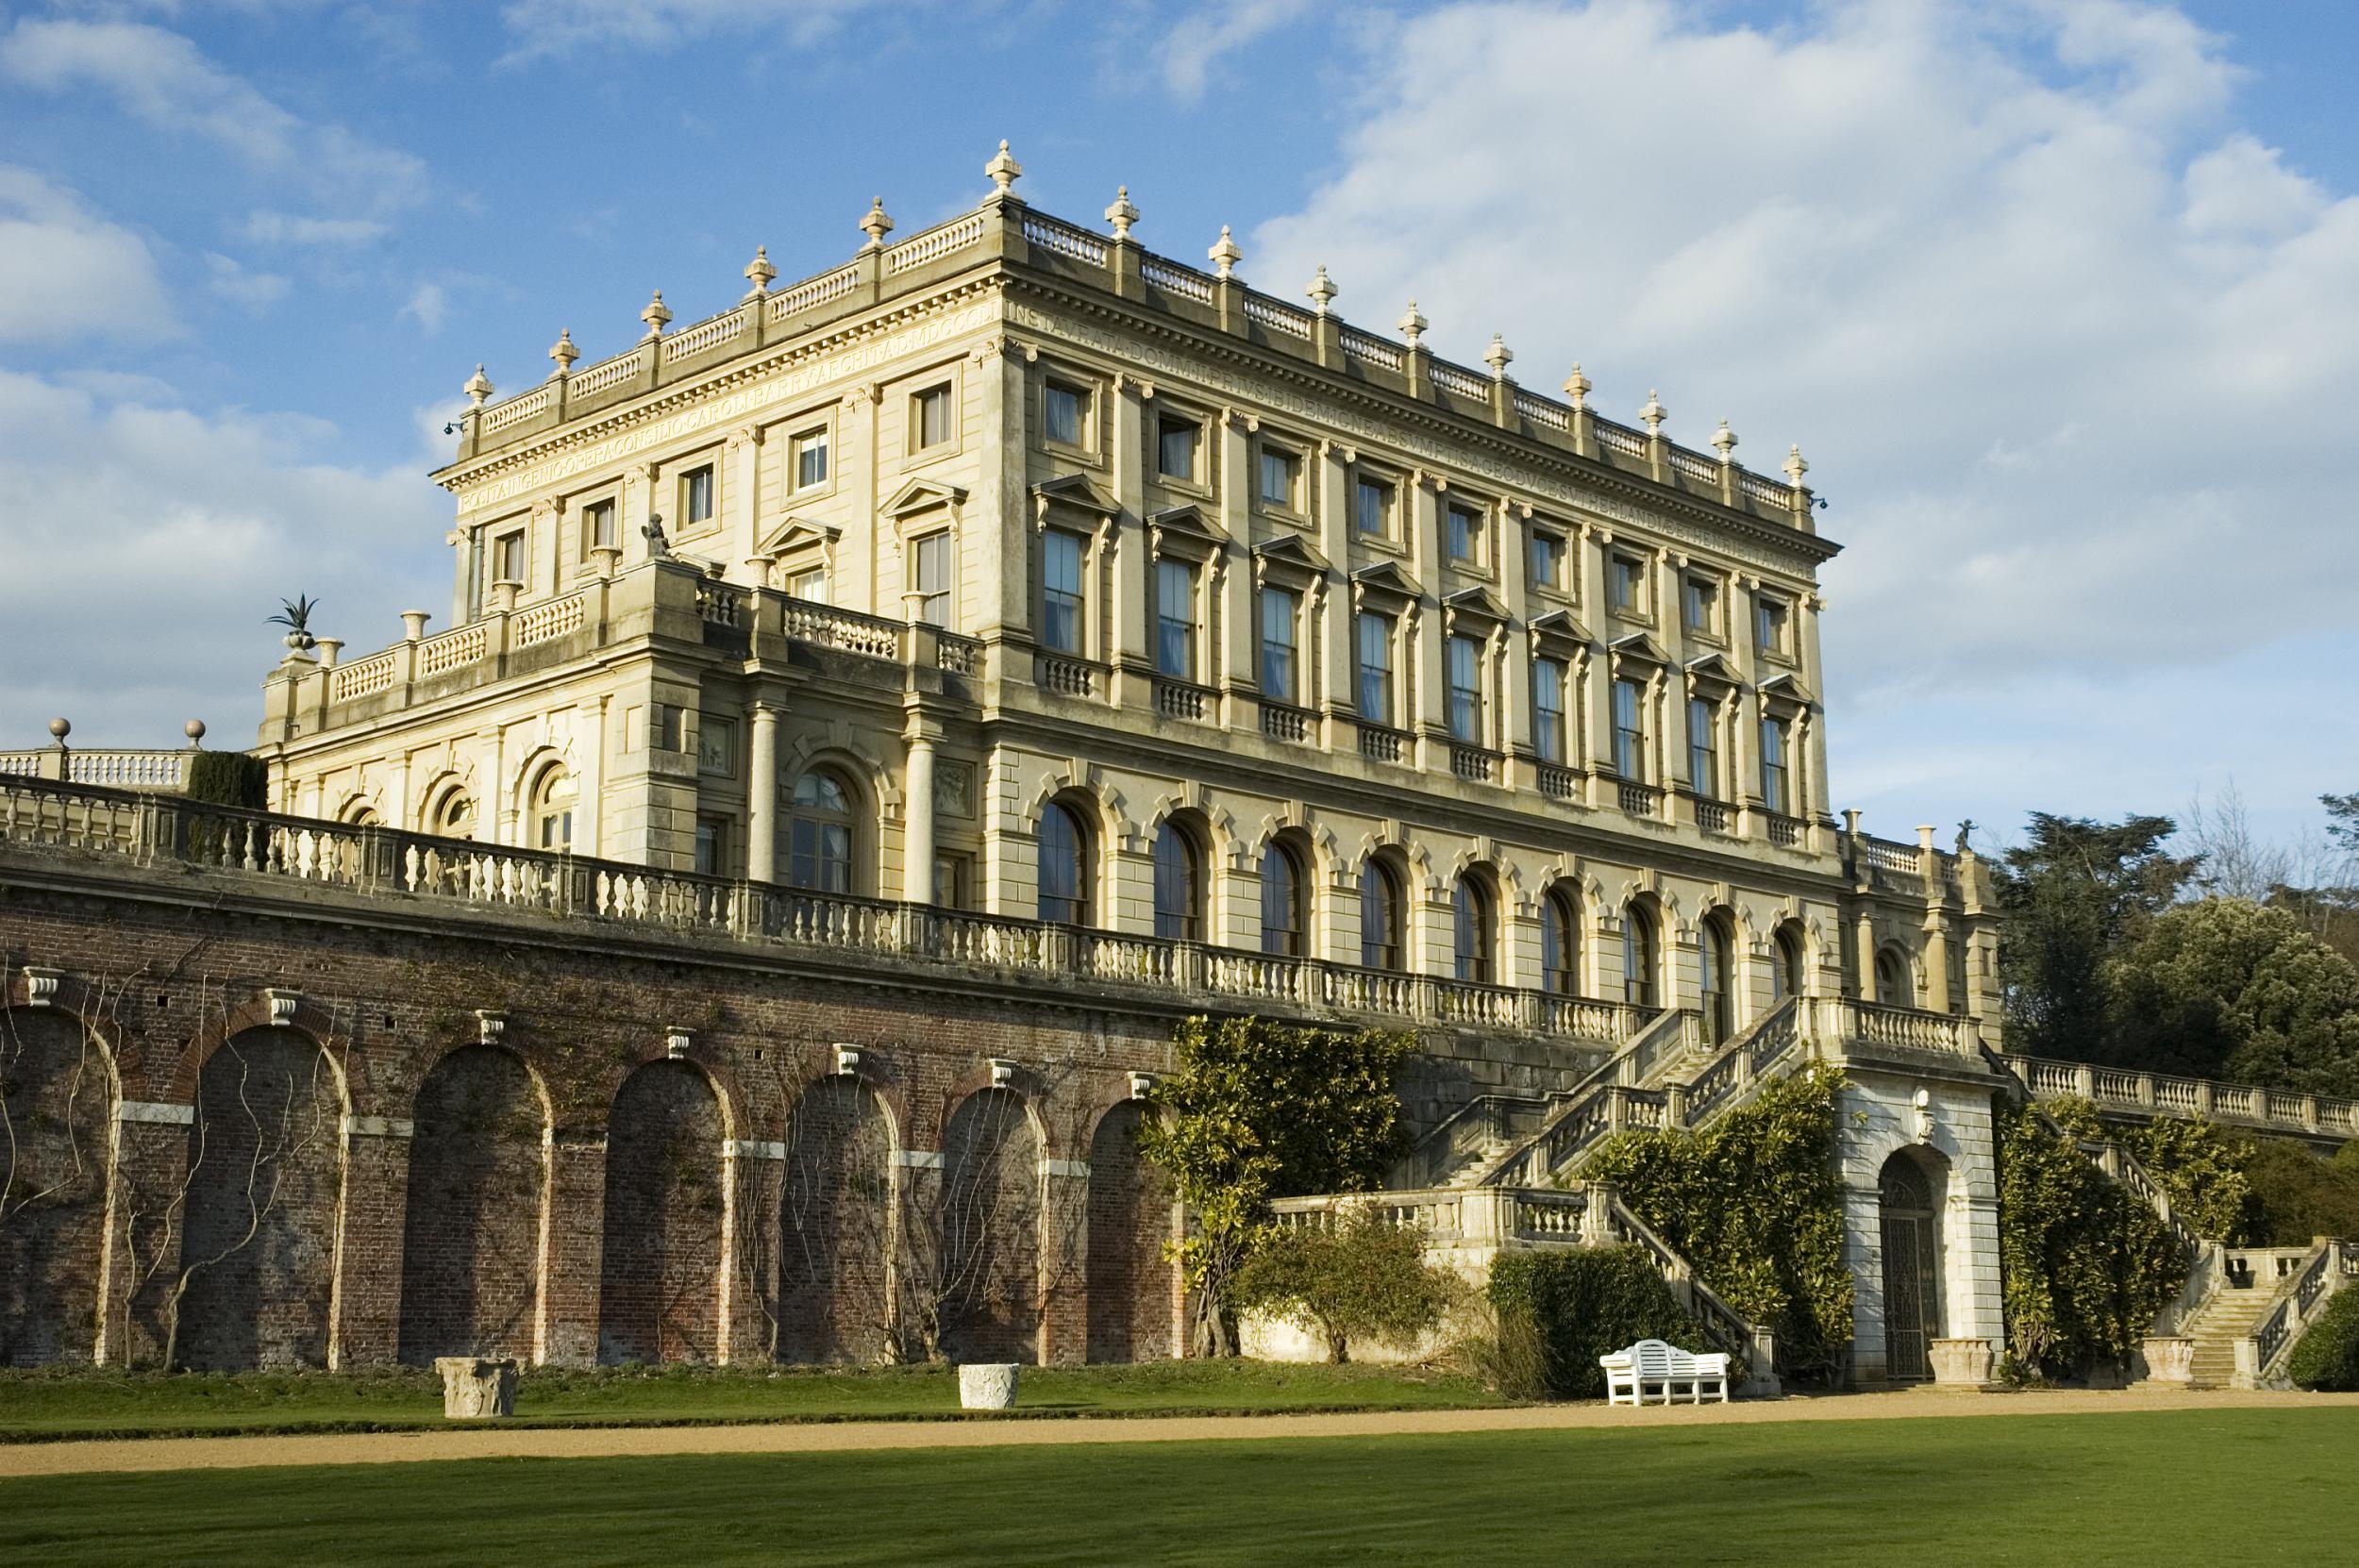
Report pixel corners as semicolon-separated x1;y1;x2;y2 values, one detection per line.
1599;1338;1732;1405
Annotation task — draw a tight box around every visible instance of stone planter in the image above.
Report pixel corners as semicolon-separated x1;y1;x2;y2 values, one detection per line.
435;1357;518;1419
2139;1335;2196;1388
1927;1337;1997;1393
958;1363;1020;1410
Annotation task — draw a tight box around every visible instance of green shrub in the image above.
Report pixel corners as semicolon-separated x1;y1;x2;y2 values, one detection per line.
1996;1099;2188;1379
2285;1287;2359;1392
1481;1246;1695;1401
1583;1064;1852;1381
182;751;267;809
2242;1137;2359;1245
1228;1209;1455;1364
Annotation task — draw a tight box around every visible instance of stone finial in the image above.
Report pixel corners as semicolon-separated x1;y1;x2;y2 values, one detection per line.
47;716;69;744
1208;225;1242;279
1306;264;1338;316
1640;389;1667;436
860;197;895;250
1783;443;1810;486
463;364;493;407
1563;363;1590;409
1104;185;1139;242
1712;419;1737;462
1397;299;1427;345
985;139;1023;198
547;328;578;374
1484;333;1514;379
743;245;776;298
184;719;207;746
640;292;672;339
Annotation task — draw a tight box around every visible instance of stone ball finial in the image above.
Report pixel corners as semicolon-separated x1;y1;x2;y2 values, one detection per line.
1397;299;1427;344
860;197;895;249
47;716;69;743
548;328;578;373
1640;389;1667;434
1306;264;1338;316
1712;419;1737;461
1208;225;1242;278
1563;362;1590;409
184;719;207;745
1484;332;1514;378
743;244;776;297
640;292;672;339
1105;185;1139;241
463;364;493;407
986;139;1024;197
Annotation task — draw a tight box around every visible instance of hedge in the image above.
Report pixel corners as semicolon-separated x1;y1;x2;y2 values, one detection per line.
182;751;268;809
1483;1246;1694;1401
2286;1287;2359;1392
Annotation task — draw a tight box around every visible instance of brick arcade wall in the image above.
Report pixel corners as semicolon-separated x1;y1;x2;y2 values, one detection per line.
1085;1101;1177;1362
0;871;1210;1370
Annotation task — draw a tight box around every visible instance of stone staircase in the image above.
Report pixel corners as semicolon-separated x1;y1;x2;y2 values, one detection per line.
2183;1284;2277;1389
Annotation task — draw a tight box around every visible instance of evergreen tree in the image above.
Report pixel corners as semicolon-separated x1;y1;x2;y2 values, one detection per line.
1993;813;2199;1059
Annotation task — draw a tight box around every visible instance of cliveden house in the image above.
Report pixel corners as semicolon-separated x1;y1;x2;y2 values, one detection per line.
3;146;2352;1388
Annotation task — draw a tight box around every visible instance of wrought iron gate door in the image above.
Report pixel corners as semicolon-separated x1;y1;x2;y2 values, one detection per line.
1880;1159;1940;1380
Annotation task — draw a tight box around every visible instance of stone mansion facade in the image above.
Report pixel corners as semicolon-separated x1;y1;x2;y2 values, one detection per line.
29;148;2345;1390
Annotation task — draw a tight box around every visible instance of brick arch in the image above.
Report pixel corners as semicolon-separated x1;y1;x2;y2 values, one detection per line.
776;1071;898;1363
1084;1096;1175;1363
597;1056;728;1364
594;1036;748;1144
0;1001;119;1365
929;1066;1058;1159
936;1083;1045;1364
3;972;136;1094
163;993;362;1118
398;1042;552;1366
175;1024;347;1370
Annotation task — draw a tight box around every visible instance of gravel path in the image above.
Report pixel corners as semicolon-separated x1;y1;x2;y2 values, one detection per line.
3;1388;2351;1478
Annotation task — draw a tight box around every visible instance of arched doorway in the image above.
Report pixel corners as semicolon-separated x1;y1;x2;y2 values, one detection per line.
1878;1150;1943;1381
598;1059;726;1364
1699;911;1736;1045
1085;1101;1175;1363
0;1009;113;1366
778;1075;896;1364
399;1046;549;1366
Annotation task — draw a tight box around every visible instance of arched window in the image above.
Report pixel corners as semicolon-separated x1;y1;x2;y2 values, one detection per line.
1151;820;1203;942
340;799;381;827
1622;902;1658;1009
1541;889;1581;995
1038;801;1092;926
529;767;577;853
1360;859;1403;971
1699;911;1736;1045
1453;873;1496;984
1772;923;1806;1002
1876;946;1913;1008
788;770;856;893
1261;840;1308;959
428;788;475;842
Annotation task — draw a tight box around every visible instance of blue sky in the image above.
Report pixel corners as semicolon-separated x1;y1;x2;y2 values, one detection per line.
3;0;2355;859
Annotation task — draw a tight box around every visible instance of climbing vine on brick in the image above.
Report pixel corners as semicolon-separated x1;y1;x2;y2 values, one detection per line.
1582;1064;1853;1381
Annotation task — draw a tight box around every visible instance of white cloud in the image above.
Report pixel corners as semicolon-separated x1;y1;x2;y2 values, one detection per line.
1157;0;1311;101
0;369;449;747
495;0;884;56
202;250;290;310
398;280;448;333
0;18;427;219
243;210;392;247
0;165;169;342
1246;0;2359;835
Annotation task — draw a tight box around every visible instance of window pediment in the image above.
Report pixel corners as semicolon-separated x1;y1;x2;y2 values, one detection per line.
1031;472;1118;521
883;476;967;519
1350;559;1421;612
1529;608;1590;654
754;515;840;561
1759;671;1814;709
1442;584;1510;626
1252;533;1329;592
1683;651;1741;689
1610;630;1669;666
1148;503;1226;562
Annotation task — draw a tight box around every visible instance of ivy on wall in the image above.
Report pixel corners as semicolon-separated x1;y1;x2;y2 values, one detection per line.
1994;1099;2188;1378
1582;1064;1854;1381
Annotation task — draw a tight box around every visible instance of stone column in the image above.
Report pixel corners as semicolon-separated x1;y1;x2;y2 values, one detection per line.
1800;592;1833;822
1855;909;1880;1001
726;424;761;560
577;694;609;858
1411;477;1446;755
1111;377;1149;682
745;700;782;884
902;709;940;904
977;340;1025;640
1922;913;1953;1013
1498;503;1533;775
1315;443;1351;728
331;1117;413;1369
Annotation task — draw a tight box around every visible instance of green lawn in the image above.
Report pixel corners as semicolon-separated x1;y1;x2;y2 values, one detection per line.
0;1360;1498;1441
3;1409;2353;1566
